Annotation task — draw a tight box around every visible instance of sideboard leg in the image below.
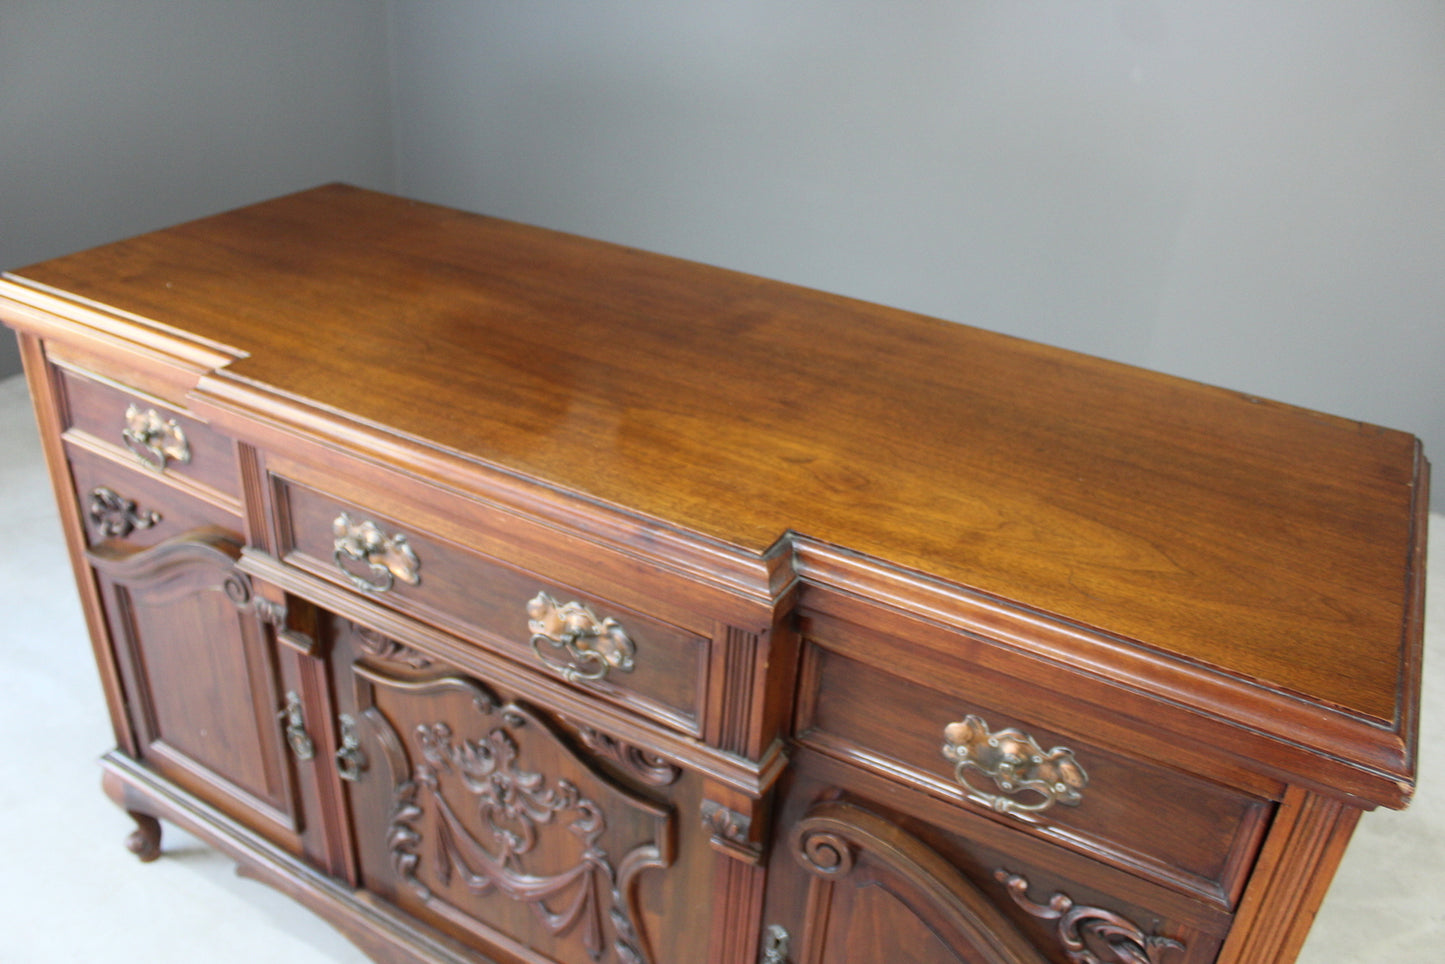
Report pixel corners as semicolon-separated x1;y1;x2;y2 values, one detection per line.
124;810;163;863
103;763;164;862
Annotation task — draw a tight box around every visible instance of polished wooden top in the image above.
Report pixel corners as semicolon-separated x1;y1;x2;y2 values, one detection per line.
7;184;1427;729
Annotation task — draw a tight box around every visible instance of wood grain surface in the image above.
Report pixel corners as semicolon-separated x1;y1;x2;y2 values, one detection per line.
8;184;1427;728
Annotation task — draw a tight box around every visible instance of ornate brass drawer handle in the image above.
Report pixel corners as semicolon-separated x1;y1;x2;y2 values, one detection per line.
121;404;191;471
942;715;1088;817
527;592;636;683
331;513;420;593
87;486;162;538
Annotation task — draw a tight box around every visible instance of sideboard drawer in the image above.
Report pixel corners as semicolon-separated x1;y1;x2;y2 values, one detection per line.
796;638;1271;908
56;365;238;499
65;441;242;549
275;477;709;737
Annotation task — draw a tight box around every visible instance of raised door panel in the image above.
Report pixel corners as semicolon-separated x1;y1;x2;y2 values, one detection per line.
89;530;303;850
327;617;682;964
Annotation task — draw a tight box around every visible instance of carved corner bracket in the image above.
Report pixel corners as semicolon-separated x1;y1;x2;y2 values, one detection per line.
702;800;764;865
246;584;317;655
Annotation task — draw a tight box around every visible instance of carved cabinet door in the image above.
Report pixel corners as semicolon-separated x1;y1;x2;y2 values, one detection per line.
89;529;306;852
326;617;676;964
761;797;1049;964
760;756;1207;964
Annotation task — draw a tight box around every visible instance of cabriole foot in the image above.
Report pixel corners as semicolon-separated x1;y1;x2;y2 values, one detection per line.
125;810;162;862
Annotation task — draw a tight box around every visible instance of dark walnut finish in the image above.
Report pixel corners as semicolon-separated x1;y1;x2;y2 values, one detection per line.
0;185;1427;964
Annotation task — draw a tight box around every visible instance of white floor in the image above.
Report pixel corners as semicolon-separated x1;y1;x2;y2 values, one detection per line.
1;368;1440;962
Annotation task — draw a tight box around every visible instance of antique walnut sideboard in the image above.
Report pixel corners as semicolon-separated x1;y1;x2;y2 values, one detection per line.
0;185;1428;964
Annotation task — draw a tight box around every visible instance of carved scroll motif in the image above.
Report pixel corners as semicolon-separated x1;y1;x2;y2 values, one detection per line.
577;726;681;787
794;825;854;878
354;623;434;669
221;570;253;607
995;871;1185;964
87;486;161;538
386;702;667;963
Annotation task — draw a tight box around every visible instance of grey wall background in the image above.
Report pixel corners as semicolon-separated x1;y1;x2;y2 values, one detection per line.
4;1;1443;496
0;0;395;375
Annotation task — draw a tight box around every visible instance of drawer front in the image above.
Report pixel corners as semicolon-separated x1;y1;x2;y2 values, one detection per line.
66;441;242;549
56;364;239;499
796;628;1271;908
276;477;708;736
